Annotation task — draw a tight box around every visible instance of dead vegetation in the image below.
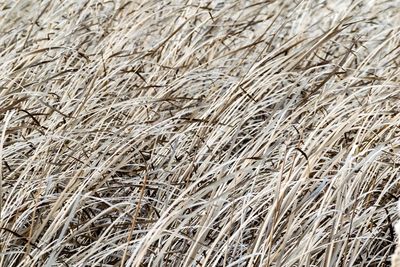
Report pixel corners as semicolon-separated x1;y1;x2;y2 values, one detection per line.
0;0;399;266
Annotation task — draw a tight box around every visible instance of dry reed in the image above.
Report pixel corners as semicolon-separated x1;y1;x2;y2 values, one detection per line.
0;0;399;266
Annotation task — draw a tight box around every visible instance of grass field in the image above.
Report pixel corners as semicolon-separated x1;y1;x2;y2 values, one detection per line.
1;0;400;266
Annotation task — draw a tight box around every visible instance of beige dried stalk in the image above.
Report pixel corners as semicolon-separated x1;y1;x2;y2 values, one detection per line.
393;204;400;267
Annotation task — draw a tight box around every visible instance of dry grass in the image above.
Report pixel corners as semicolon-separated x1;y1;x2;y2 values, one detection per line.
0;0;400;266
393;203;400;267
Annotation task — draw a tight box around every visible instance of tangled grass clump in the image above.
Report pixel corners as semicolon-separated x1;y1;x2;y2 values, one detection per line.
0;0;400;266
